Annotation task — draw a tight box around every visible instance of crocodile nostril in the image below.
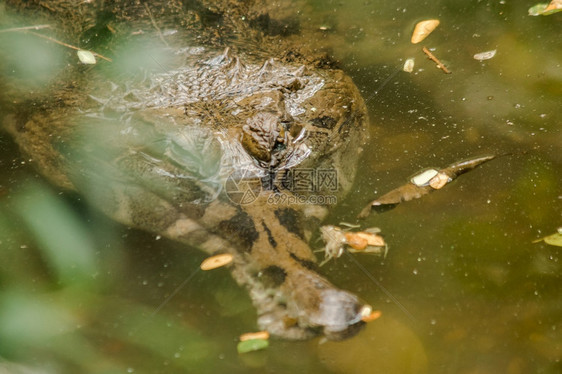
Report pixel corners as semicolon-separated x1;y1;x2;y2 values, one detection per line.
359;304;373;320
313;288;367;340
279;267;368;340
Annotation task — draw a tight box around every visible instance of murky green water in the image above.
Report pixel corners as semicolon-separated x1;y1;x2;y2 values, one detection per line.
0;1;560;373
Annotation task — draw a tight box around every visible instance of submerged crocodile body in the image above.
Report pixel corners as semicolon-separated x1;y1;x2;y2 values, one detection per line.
2;0;370;340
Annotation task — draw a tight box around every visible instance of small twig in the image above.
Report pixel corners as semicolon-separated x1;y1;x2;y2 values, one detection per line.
25;30;81;51
143;3;169;47
422;46;451;74
0;24;52;33
21;30;113;62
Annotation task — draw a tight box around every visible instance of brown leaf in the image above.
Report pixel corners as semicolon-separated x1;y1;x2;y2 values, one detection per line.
358;155;496;218
358;183;431;218
439;154;496;178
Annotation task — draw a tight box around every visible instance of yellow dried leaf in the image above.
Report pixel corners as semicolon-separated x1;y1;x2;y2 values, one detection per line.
411;19;440;44
200;253;233;270
239;331;270;342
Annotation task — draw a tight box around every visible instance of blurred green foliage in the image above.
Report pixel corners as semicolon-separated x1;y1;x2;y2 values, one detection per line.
0;183;214;373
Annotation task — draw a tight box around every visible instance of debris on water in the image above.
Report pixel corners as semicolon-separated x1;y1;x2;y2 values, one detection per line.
0;24;51;33
200;253;233;270
344;231;386;251
339;222;361;229
411;19;440;44
343;232;368;251
237;337;269;354
528;0;562;15
533;228;562;247
422;46;451;74
319;225;387;265
358;155;497;218
428;172;450;190
77;50;96;65
5;29;113;62
473;49;497;61
410;169;439;187
239;331;270;342
319;225;347;264
403;58;415;73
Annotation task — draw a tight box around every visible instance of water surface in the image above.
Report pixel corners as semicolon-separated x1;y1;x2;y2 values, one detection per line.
0;1;560;373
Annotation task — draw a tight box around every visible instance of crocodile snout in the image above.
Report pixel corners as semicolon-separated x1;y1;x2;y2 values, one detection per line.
254;265;368;340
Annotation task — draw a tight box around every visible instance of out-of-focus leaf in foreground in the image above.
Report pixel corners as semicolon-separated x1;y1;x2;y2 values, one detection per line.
10;184;97;285
0;183;215;372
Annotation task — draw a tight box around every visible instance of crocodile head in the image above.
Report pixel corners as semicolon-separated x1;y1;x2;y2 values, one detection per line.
3;43;369;340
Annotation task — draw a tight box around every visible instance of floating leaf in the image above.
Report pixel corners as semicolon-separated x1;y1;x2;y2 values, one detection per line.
535;229;562;247
358;155;497;218
545;0;562;11
411;19;440;44
544;233;562;247
237;338;269;354
77;50;96;64
529;1;562;15
473;49;497;61
319;225;387;265
529;3;549;15
200;253;233;270
239;331;270;342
